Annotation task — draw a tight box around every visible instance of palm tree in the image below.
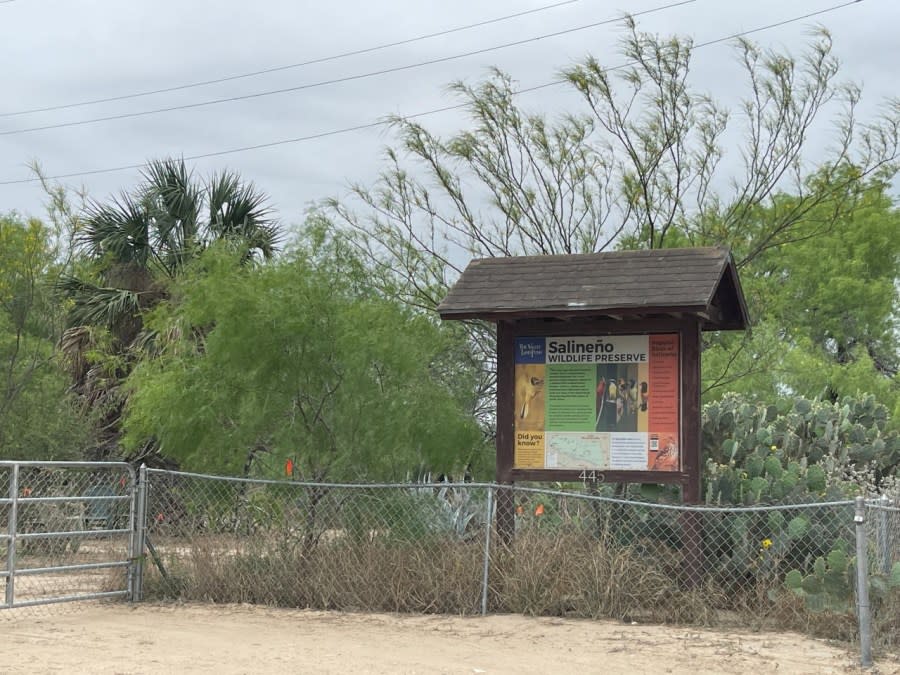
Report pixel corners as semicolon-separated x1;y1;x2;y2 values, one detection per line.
58;158;279;460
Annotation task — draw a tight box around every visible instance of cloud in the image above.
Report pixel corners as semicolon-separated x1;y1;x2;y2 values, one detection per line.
0;0;894;226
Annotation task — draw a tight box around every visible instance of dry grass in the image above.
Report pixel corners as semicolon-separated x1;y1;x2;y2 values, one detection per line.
139;532;760;626
489;531;722;624
143;536;484;614
137;528;900;653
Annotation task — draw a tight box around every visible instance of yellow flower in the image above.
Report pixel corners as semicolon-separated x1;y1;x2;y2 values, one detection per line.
770;445;778;452
761;538;773;550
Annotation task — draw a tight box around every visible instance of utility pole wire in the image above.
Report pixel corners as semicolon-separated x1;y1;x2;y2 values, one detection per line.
0;0;587;118
0;1;697;136
0;0;866;186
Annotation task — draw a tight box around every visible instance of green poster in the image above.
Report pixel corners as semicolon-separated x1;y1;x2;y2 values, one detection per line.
545;364;596;431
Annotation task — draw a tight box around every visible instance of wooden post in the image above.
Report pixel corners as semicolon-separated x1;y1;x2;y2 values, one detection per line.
681;319;702;504
495;487;516;546
495;320;516;544
680;319;704;585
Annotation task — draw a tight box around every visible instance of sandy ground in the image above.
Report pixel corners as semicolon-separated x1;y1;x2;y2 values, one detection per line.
2;603;898;674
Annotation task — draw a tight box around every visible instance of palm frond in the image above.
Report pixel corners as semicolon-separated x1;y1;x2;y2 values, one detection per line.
58;325;96;380
56;274;141;331
206;169;242;232
143;158;201;273
80;193;150;266
130;328;160;356
206;170;278;259
238;221;280;262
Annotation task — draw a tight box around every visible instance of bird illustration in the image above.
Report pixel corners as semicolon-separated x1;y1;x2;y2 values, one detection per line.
651;437;678;471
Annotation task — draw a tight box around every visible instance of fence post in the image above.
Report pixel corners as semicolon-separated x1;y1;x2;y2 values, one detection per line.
4;463;18;608
876;494;892;575
854;496;873;668
496;485;515;545
131;464;149;602
481;486;494;616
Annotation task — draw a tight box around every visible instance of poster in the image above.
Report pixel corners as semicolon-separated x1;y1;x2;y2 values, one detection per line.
513;334;679;472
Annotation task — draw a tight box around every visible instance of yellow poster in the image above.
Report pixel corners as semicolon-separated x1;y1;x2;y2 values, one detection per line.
515;431;545;468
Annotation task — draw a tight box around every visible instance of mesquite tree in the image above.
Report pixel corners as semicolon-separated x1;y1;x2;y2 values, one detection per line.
325;23;900;428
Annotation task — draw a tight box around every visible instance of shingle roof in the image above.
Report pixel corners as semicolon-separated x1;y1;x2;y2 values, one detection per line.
438;247;749;330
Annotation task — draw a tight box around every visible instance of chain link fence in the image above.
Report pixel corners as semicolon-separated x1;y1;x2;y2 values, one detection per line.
500;487;859;636
867;496;900;653
4;463;898;665
137;468;900;661
143;470;493;613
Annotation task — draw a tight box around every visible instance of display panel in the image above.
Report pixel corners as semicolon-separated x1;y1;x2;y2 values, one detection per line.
513;334;680;472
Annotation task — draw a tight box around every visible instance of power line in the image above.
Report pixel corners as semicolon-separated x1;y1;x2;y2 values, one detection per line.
692;0;863;50
1;0;585;118
0;0;865;187
0;0;696;137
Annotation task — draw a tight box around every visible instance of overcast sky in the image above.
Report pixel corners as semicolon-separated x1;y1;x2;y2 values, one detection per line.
0;0;897;230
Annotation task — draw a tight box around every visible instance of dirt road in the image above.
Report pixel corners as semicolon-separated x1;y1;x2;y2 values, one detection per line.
2;603;895;674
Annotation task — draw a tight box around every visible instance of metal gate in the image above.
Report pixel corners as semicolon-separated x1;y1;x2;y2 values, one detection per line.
1;461;138;609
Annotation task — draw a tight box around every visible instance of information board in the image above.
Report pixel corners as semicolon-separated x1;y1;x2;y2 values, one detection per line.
513;334;680;472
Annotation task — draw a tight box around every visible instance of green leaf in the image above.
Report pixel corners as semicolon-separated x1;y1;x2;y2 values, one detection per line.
763;455;783;478
806;465;826;492
826;549;848;574
801;574;823;595
749;476;768;495
756;427;772;445
767;511;786;532
780;472;798;490
849;445;876;463
814;557;826;578
769;480;786;500
776;398;793;415
823;569;849;599
794;398;812;415
784;569;803;590
746;456;765;478
787;516;809;540
721;438;737;460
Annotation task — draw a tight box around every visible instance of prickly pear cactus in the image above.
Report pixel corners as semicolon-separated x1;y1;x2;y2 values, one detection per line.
784;550;900;613
702;393;900;503
783;545;853;612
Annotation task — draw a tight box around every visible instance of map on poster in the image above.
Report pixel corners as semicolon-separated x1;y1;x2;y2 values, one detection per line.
545;432;609;469
513;334;680;472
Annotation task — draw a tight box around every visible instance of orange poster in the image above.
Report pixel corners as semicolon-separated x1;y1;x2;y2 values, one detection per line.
647;334;679;471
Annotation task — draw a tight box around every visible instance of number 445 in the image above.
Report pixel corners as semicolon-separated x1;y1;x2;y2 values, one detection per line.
579;470;599;485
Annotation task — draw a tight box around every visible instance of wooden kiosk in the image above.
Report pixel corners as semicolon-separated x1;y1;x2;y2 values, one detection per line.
438;247;749;539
